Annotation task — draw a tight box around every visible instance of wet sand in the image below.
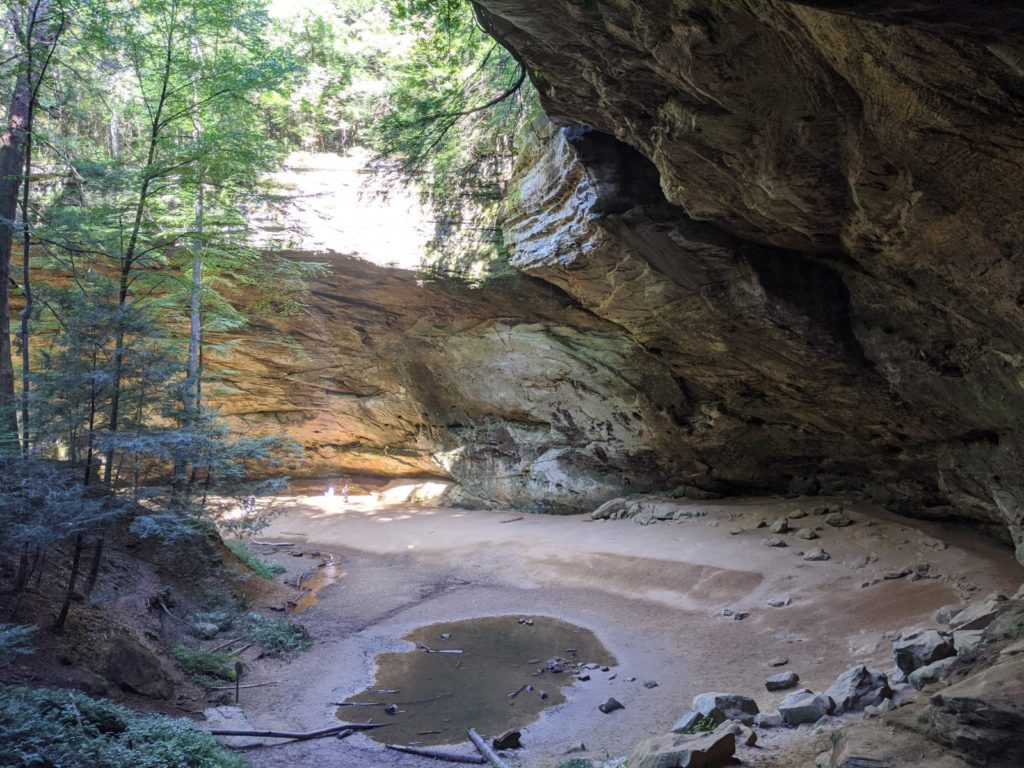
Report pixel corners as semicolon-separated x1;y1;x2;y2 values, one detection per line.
238;494;1023;768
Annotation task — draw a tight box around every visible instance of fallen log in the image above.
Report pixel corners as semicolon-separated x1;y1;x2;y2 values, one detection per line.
251;541;295;548
208;722;388;741
208;681;279;691
387;744;486;764
506;685;527;699
498;517;523;524
416;642;463;654
467;728;510;768
209;636;243;652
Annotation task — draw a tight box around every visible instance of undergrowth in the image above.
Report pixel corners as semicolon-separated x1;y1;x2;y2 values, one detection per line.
690;714;718;733
225;540;285;579
237;614;311;657
0;685;246;767
172;645;240;687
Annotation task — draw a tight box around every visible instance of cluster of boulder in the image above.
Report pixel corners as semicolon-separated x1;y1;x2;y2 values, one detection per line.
625;584;1024;768
591;497;708;524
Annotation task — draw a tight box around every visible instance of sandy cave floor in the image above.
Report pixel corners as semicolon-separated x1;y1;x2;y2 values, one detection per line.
230;495;1024;768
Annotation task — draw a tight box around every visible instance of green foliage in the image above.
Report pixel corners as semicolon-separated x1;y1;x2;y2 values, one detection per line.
0;625;36;665
225;540;286;579
0;685;247;767
690;714;718;733
367;0;540;279
237;614;311;657
172;644;240;687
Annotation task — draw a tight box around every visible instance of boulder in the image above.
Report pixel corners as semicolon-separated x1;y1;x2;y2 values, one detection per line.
796;528;819;540
823;665;891;714
893;628;956;674
949;592;1008;631
952;629;983;653
766;672;800;691
629;731;736;768
754;711;783;728
934;604;964;625
592;498;629;520
803;548;831;561
908;656;957;690
766;596;792;607
770;517;789;534
714;720;756;747
690;692;760;726
816;721;971;768
105;639;172;699
825;513;854;528
779;689;835;725
764;538;787;548
599;697;624;714
920;655;1024;765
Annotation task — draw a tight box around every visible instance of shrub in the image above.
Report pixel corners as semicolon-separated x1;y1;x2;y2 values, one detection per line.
225;540;285;579
0;625;35;666
172;645;240;687
0;685;246;767
690;714;718;733
237;615;311;657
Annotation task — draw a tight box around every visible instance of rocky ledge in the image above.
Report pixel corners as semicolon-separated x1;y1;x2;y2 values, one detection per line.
475;0;1024;559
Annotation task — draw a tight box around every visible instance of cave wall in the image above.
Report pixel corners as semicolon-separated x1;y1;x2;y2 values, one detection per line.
213;255;699;512
473;0;1024;556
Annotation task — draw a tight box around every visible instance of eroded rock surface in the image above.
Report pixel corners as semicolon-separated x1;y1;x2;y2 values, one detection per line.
477;0;1024;557
213;255;694;511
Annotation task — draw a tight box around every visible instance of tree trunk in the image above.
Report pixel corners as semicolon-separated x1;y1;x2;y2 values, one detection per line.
83;534;104;596
0;69;29;451
53;532;83;633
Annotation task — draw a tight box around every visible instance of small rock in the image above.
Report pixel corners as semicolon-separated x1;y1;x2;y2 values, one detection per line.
643;680;658;689
764;538;788;548
754;711;783;728
908;656;957;690
756;520;769;528
795;527;819;540
599;697;624;714
729;527;744;535
803;548;831;561
715;720;757;747
192;622;220;639
884;567;912;580
825;512;854;527
766;672;800;691
766;596;792;608
625;676;637;682
440;632;451;640
789;509;808;519
384;703;399;715
934;604;964;625
492;730;522;750
779;689;835;726
768;657;789;667
863;699;893;718
576;673;591;682
539;690;549;700
770;517;790;534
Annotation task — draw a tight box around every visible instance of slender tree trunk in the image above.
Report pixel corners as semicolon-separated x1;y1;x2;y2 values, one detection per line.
103;14;176;487
0;69;29;451
53;532;83;633
18;80;34;455
83;534;103;595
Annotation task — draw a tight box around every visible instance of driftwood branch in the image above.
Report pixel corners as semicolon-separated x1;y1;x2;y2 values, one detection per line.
208;681;279;691
209;636;243;652
498;517;523;524
467;728;509;768
208;722;387;741
387;744;486;764
416;642;463;654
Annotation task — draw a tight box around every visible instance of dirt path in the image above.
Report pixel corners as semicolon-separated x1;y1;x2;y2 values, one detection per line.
237;493;1023;768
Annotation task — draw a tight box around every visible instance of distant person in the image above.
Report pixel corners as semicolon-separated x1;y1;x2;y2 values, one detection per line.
245;495;256;514
326;484;335;497
341;483;350;503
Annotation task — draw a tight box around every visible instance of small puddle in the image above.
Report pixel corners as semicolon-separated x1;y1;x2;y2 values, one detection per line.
338;615;616;746
288;551;343;614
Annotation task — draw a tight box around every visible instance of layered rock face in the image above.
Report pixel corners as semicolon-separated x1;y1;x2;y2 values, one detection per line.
213;255;695;512
475;0;1024;557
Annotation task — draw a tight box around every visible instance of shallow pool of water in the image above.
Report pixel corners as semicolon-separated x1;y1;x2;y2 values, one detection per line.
338;615;616;746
